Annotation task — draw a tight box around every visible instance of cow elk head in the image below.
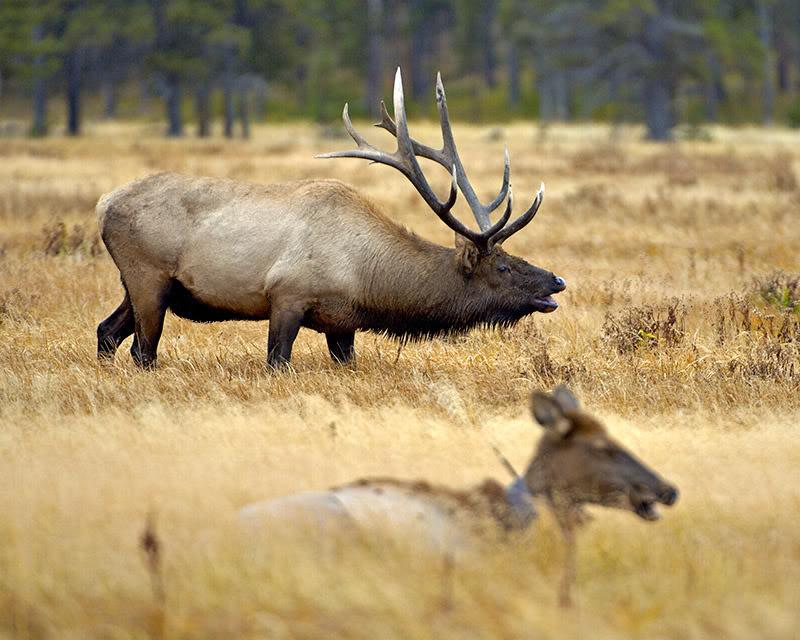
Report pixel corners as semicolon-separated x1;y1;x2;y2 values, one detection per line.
526;386;679;605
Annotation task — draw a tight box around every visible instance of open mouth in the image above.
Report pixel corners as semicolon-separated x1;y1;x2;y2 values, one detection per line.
533;295;559;313
634;499;661;521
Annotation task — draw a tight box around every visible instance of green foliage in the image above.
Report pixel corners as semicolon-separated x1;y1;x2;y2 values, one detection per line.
1;0;800;133
756;272;800;314
786;96;800;128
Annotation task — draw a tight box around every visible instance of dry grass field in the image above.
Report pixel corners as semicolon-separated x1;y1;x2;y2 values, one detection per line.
1;120;799;639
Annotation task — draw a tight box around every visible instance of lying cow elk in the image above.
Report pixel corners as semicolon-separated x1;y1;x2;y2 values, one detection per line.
240;386;679;606
96;68;565;369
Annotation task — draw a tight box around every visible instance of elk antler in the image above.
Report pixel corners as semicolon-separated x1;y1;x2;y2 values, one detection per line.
374;69;545;249
317;68;513;254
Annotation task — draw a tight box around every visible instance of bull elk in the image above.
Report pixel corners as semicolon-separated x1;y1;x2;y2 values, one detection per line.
240;386;679;606
96;68;565;369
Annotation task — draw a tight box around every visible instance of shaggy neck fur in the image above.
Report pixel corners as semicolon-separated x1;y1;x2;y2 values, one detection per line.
351;223;519;339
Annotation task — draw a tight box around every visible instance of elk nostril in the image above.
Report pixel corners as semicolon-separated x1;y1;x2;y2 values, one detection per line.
661;486;679;506
553;276;566;291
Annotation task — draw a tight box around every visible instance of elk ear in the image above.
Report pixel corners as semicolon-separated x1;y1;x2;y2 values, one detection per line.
531;391;572;437
552;385;579;411
454;234;479;275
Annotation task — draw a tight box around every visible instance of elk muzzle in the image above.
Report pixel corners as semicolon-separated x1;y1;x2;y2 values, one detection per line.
631;481;679;521
531;275;566;313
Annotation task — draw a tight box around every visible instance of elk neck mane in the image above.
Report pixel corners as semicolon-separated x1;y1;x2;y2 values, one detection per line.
340;192;521;340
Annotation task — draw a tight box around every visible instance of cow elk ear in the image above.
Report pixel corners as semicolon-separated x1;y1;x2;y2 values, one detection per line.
454;234;479;275
530;391;573;438
552;385;579;411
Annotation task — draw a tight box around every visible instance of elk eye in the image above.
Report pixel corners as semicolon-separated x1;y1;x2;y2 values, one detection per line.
497;264;509;274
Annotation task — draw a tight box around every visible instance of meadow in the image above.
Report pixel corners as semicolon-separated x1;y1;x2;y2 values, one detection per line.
1;120;799;639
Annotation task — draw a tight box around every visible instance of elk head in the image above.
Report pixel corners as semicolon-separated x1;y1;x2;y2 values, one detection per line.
318;68;566;315
525;386;678;606
527;386;679;523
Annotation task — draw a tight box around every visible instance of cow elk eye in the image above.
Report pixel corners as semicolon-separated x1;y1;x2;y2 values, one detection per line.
498;264;509;274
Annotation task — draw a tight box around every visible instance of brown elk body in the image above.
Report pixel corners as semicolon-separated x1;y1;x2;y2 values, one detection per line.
96;69;565;368
240;387;679;606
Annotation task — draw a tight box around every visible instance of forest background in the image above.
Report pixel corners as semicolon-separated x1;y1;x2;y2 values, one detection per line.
1;0;800;140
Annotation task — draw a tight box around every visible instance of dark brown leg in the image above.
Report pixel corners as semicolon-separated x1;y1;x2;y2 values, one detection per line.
97;292;135;359
267;307;304;368
326;332;355;365
128;274;171;369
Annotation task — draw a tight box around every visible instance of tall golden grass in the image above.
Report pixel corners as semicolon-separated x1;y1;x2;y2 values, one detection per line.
1;121;799;639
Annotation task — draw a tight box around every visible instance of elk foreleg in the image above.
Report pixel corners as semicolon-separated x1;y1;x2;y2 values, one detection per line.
97;292;135;359
558;515;578;608
325;332;355;365
267;306;304;368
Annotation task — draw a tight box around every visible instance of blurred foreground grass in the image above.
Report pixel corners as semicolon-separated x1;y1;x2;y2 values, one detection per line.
1;122;799;638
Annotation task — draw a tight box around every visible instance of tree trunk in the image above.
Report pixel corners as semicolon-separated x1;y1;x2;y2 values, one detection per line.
409;7;430;101
102;79;116;119
797;5;800;92
481;0;497;89
294;23;310;111
642;13;673;140
195;82;211;137
757;0;774;126
238;84;250;139
164;73;182;137
644;76;673;141
553;71;568;121
223;80;234;138
366;0;383;119
538;72;554;122
223;44;236;138
32;78;48;137
252;79;266;122
138;77;152;117
31;25;47;137
65;49;82;136
776;51;789;94
508;39;520;109
705;52;724;122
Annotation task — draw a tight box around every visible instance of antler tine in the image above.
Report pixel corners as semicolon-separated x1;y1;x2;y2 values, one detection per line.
376;100;445;165
320;67;519;254
380;71;511;234
492;182;544;246
319;70;458;220
434;73;513;231
392;68;414;162
484;147;511;214
316;103;405;173
436;181;513;251
434;72;458;161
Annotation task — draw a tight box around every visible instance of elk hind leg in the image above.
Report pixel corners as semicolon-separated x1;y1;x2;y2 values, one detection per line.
127;273;171;369
267;307;304;368
97;291;135;360
326;331;355;365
